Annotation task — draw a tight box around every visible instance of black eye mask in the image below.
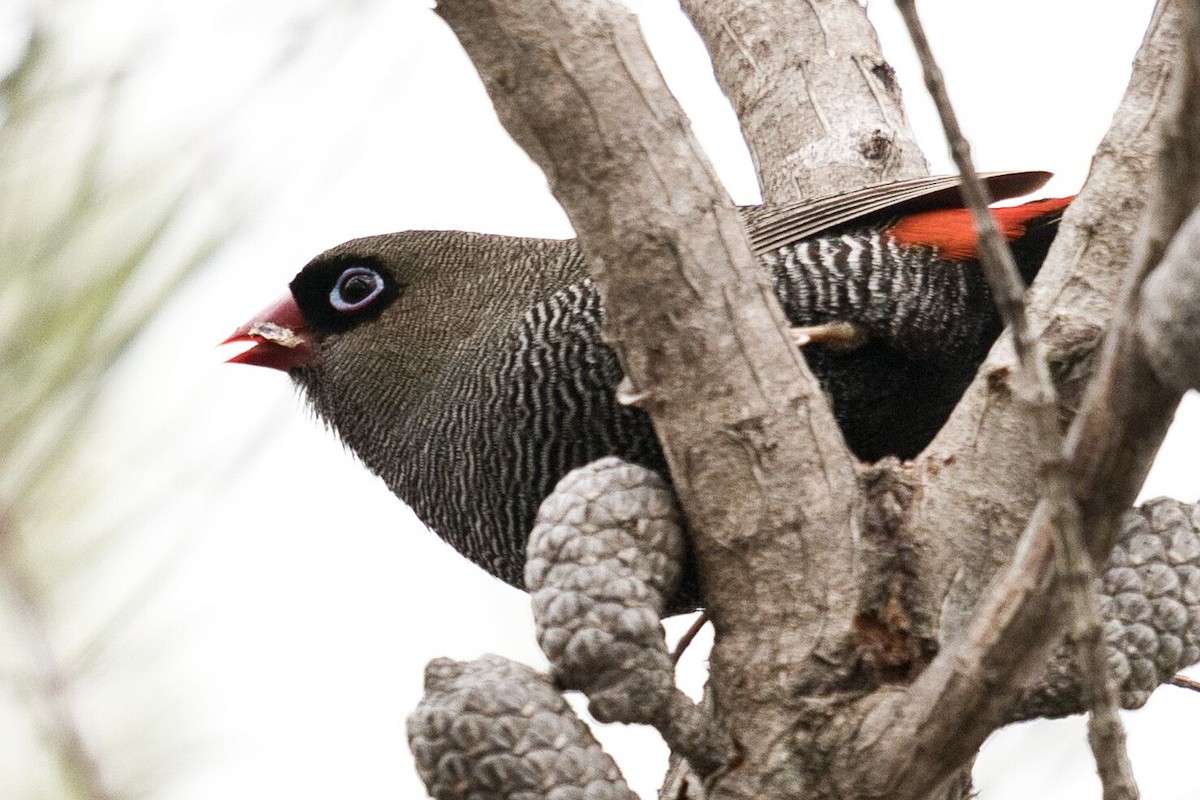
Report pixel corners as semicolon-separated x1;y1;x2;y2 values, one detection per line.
289;254;403;334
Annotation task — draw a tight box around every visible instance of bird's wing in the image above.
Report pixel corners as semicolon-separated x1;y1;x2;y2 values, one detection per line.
740;170;1052;257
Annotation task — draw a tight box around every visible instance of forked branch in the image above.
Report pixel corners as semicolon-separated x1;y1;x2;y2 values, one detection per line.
851;2;1200;797
895;1;1136;796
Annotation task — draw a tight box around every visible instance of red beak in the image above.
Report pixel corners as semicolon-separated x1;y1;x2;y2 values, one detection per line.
222;293;316;371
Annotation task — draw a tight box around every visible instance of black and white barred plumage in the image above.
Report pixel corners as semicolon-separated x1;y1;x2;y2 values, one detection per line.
284;206;1062;598
212;174;1071;604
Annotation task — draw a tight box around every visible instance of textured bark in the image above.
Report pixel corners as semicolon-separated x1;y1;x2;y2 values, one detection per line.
1137;0;1200;391
912;3;1185;633
839;4;1191;797
912;2;1182;636
1140;207;1200;390
429;1;1194;799
435;3;863;798
680;0;928;202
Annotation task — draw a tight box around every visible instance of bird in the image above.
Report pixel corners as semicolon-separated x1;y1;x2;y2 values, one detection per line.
225;172;1072;607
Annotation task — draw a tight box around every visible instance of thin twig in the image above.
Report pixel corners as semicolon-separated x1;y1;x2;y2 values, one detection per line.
895;2;1138;797
1169;674;1200;693
0;509;119;800
672;611;709;665
843;5;1185;797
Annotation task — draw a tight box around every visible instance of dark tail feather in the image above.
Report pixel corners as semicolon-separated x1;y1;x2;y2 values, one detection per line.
1007;196;1072;284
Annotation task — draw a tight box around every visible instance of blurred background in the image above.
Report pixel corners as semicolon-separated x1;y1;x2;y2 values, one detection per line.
1;0;1195;798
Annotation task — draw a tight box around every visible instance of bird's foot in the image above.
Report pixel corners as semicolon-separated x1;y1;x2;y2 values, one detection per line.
790;320;871;351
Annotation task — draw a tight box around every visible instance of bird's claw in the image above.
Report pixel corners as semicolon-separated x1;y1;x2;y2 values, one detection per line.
790;320;871;351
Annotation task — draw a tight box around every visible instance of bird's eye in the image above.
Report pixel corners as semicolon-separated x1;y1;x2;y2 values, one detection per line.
329;267;386;313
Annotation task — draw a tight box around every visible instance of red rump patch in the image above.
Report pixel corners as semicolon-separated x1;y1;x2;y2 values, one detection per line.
885;196;1074;260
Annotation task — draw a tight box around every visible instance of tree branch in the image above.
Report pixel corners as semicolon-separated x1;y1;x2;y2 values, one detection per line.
429;2;1198;798
895;1;1137;796
1137;0;1200;391
679;0;928;201
1140;206;1200;390
845;2;1199;797
434;1;860;794
911;1;1181;616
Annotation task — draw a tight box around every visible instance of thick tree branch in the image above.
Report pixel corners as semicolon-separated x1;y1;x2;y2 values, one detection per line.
1065;0;1199;573
895;2;1136;797
1140;206;1200;389
1138;0;1200;390
435;1;860;795
845;2;1199;797
679;0;927;201
1127;0;1200;296
427;2;1197;799
911;2;1180;627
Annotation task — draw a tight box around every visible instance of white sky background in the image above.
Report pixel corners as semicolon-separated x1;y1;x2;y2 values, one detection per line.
6;0;1197;798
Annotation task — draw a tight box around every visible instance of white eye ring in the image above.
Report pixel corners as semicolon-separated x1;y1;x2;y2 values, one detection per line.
329;267;385;312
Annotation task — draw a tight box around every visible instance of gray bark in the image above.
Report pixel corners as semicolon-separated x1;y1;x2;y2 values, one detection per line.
680;0;928;201
426;0;1198;798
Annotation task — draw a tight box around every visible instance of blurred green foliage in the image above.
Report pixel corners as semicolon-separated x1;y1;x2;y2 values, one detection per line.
0;16;234;800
